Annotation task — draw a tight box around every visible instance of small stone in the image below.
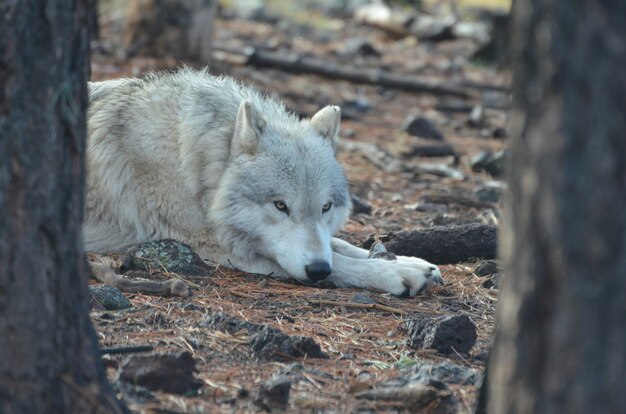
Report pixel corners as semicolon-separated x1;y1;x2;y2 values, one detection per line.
403;115;444;140
123;239;212;275
351;194;372;215
405;361;481;386
410;14;456;41
254;376;291;410
350;293;377;304
482;273;502;289
474;181;506;203
339;38;380;57
492;126;507;138
470;150;508;178
89;285;131;311
119;352;199;394
405;314;477;354
474;260;500;276
468;105;485;127
368;242;397;260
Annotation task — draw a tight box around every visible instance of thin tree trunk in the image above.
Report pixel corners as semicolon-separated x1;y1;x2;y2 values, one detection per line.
0;1;125;413
484;0;626;413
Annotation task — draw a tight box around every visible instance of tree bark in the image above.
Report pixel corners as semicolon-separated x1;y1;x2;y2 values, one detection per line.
0;1;125;413
484;0;626;413
123;0;216;62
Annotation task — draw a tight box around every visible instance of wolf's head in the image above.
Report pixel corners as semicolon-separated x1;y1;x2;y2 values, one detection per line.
210;101;351;283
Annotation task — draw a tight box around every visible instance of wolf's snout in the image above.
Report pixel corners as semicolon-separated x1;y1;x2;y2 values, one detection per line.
305;261;331;281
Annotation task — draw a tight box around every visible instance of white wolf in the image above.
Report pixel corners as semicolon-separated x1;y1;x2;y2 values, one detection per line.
85;69;443;296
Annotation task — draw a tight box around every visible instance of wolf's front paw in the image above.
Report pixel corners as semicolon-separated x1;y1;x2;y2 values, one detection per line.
379;261;443;296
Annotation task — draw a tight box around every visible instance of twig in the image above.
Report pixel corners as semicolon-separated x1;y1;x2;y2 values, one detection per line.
307;299;406;315
100;345;154;355
229;290;259;299
212;45;474;98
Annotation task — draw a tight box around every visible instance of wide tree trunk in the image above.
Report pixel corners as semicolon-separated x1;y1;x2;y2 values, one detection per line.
483;0;626;413
0;1;124;413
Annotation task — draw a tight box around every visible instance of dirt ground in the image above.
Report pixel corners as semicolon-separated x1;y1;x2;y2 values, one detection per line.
90;2;509;413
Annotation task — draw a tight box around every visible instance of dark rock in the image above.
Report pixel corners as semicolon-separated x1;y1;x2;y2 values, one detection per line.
89;285;131;310
368;241;397;261
403;116;444;140
468;105;485;127
405;314;477;354
350;293;377;305
339;38;380;57
406;143;457;159
410;14;456;41
201;312;327;360
474;181;506;203
492;126;508;138
482;273;502;289
474;260;500;276
123;239;212;275
119;351;200;394
351;194;372;215
255;376;291;410
414;202;449;214
342;96;371;114
404;361;481;386
470;150;508;178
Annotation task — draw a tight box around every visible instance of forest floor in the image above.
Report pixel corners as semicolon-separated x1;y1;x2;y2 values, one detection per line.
90;2;509;413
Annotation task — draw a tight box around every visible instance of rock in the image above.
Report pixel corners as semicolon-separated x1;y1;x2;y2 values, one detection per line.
368;241;397;261
351;194;372;215
413;163;466;180
342;96;371;116
468;105;485;127
339;38;380;58
492;126;508;139
202;312;327;360
470;150;508;178
482;273;502;289
405;314;477;354
123;239;212;275
474;260;500;276
406;143;457;159
404;361;481;386
409;14;456;41
254;376;291;410
413;202;449;214
119;352;200;394
403;115;445;140
350;293;377;305
474;181;506;203
89;285;131;310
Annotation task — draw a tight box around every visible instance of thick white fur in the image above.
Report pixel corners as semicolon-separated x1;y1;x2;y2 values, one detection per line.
84;69;443;296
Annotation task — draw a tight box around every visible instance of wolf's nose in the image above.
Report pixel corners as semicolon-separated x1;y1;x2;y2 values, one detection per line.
305;261;331;281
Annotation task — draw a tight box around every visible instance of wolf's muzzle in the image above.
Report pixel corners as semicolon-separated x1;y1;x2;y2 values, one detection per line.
305;261;331;281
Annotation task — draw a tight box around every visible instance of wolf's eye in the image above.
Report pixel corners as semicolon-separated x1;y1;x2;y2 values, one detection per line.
322;202;332;213
274;200;289;215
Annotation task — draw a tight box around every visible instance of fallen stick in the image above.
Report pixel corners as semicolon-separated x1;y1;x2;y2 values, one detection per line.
363;223;497;265
101;345;154;355
212;45;473;98
89;259;191;297
307;299;406;315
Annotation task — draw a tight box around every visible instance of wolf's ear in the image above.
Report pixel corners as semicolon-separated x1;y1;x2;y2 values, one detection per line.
232;100;266;156
310;105;341;150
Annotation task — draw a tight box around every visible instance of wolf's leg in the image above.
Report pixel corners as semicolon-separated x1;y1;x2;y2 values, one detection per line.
327;252;443;296
331;237;370;259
